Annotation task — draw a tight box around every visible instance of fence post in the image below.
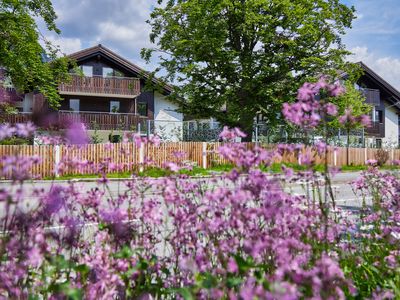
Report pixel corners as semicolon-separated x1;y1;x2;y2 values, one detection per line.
138;122;141;135
54;145;61;178
333;149;337;166
364;147;367;164
391;148;394;164
202;142;207;169
255;124;259;145
147;119;151;138
298;148;302;165
139;143;145;173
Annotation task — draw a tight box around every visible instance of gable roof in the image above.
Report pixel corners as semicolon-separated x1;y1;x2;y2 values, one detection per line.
68;44;173;94
358;61;400;106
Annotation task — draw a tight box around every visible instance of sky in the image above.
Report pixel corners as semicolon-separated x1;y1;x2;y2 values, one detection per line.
42;0;400;90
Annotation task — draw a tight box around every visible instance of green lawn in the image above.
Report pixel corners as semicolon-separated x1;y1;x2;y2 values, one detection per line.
44;163;399;181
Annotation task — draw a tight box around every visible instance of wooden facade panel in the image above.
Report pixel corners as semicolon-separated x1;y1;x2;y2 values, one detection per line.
59;95;135;114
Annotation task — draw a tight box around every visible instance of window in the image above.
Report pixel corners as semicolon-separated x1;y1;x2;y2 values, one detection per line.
137;102;147;116
69;99;80;112
103;67;114;77
114;70;124;77
375;110;383;123
110;101;120;113
81;65;93;77
376;139;382;148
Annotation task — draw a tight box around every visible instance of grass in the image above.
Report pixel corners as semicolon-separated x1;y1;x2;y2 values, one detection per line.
45;165;233;181
43;162;399;181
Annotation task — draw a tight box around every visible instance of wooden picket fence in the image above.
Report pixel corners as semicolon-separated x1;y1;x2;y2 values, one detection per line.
0;142;399;179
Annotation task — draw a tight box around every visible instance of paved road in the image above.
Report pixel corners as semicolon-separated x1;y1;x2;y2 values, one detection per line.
0;172;372;241
0;171;366;210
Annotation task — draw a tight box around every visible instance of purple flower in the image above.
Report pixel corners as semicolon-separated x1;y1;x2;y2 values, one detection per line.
27;247;43;267
359;114;372;127
219;126;246;141
165;162;180;172
324;103;338;116
15;122;36;138
43;185;66;216
227;258;238;273
297;83;316;101
328;82;346;97
65;122;89;145
0;123;15;140
314;141;327;156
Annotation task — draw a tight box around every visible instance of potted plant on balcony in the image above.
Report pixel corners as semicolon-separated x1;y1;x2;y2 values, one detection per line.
111;105;119;113
108;129;121;143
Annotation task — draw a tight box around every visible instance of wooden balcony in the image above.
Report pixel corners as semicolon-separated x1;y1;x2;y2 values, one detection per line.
366;121;384;137
361;88;380;106
0;112;32;124
59;75;141;98
58;111;148;131
1;111;148;131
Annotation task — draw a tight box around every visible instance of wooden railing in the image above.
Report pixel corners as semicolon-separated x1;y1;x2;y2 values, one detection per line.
0;112;32;124
362;88;380;106
59;75;141;97
366;121;384;137
58;111;148;130
0;111;148;131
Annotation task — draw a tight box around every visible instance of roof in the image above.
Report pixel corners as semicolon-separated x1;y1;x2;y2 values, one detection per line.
358;61;400;106
67;44;173;94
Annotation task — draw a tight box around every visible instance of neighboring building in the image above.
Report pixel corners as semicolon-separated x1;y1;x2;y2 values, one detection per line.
356;62;400;148
0;68;23;104
1;45;183;142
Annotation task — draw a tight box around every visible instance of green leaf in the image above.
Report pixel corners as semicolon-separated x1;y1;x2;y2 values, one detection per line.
114;246;134;259
226;276;243;288
176;287;195;300
75;264;90;282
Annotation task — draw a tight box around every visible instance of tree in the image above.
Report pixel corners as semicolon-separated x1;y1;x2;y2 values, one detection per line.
0;0;70;108
332;82;372;165
329;82;371;130
143;0;356;140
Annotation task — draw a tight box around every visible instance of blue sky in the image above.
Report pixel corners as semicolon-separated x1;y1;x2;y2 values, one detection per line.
342;0;400;89
43;0;400;90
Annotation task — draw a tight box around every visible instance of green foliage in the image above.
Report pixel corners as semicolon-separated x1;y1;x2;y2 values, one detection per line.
90;123;103;144
329;81;372;130
0;102;19;115
0;137;32;145
0;0;70;108
143;0;356;138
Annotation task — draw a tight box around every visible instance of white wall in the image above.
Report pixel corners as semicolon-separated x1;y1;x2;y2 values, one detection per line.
153;92;183;141
384;104;399;147
23;93;34;112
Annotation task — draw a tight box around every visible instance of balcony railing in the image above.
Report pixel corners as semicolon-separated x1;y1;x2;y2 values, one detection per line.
361;88;380;106
366;121;384;137
1;111;148;131
59;75;141;98
58;111;148;130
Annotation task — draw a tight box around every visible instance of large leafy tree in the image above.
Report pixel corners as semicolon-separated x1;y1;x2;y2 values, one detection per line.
0;0;70;108
143;0;356;140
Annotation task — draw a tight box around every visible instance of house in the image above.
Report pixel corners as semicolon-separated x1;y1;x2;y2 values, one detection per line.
0;68;23;105
254;62;400;147
1;45;183;142
356;62;400;148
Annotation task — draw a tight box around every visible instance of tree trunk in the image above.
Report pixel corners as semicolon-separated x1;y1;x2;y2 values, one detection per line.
238;113;255;142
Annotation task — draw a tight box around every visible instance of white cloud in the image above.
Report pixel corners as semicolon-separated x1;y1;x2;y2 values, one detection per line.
39;0;158;68
348;46;400;91
45;36;83;56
